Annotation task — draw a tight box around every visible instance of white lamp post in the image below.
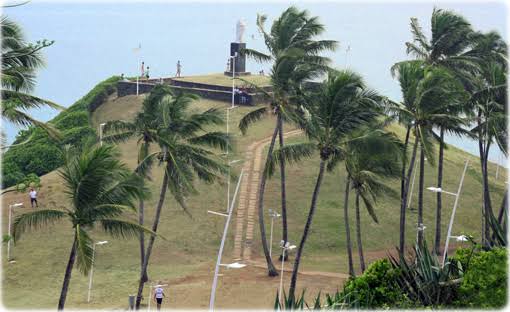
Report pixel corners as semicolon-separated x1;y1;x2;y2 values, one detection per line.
268;209;281;258
427;159;469;267
99;123;106;146
209;169;245;311
225;52;238;214
278;241;296;305
7;203;23;263
407;157;426;210
87;240;108;303
147;283;168;312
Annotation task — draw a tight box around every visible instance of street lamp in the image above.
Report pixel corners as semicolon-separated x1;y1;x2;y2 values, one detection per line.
225;158;241;213
278;241;296;304
147;283;168;312
99;123;106;146
268;209;281;258
219;262;247;269
87;240;108;303
209;169;245;311
415;223;426;245
7;203;23;263
427;159;469;267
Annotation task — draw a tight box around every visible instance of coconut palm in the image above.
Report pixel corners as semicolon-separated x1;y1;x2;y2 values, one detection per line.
102;84;178;282
465;31;507;246
238;6;337;275
469;60;507;246
343;125;402;272
269;70;382;300
1;16;63;139
134;90;230;309
390;62;466;254
396;7;476;254
11;144;154;310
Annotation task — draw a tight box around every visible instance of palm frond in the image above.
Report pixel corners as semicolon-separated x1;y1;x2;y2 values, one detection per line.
238;107;268;135
100;218;160;239
265;142;315;177
12;209;66;242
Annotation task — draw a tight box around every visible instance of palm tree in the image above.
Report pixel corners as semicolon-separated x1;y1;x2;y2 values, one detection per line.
269;70;381;301
102;84;176;283
398;8;476;254
133;89;230;309
238;6;337;275
469;61;507;246
465;31;507;247
343;125;402;272
1;16;63;139
390;62;466;253
12;144;154;310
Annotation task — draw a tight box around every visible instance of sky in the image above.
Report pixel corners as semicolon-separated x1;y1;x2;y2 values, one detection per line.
2;0;508;164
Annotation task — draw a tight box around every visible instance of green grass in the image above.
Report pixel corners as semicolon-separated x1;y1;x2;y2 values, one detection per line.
2;90;507;309
172;73;271;87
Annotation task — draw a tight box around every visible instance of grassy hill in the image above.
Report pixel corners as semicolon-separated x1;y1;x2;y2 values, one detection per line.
2;78;507;309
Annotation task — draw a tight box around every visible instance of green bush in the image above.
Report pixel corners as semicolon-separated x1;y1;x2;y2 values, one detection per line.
456;247;507;308
340;259;411;308
2;76;121;188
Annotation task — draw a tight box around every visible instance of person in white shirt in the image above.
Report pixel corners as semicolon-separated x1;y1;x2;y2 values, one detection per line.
154;284;166;310
29;188;38;208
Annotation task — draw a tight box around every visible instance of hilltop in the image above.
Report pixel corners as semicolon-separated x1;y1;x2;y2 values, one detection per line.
2;76;507;309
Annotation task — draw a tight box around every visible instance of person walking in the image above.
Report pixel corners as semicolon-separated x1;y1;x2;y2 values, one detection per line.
154;284;166;311
29;188;38;208
176;61;182;77
141;61;145;78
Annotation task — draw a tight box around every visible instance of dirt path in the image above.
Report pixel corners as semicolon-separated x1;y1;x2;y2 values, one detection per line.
232;129;303;260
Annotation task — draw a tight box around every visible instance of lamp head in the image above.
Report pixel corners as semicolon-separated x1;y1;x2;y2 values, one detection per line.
96;241;108;245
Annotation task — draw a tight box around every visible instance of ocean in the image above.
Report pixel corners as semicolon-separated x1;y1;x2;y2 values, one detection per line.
3;1;508;166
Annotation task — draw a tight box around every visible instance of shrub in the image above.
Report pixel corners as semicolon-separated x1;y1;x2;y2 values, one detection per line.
2;76;121;188
341;259;411;308
456;247;507;308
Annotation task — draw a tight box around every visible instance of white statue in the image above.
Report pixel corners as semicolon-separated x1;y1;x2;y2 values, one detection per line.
236;19;247;43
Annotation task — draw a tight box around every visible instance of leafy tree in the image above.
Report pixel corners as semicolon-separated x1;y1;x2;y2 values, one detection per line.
12;144;154;310
133;88;229;309
239;6;337;275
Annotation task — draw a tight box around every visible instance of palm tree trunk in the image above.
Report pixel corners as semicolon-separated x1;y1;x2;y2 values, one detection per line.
497;191;507;225
139;199;147;283
277;113;288;261
288;159;326;301
401;125;411;200
343;176;355;277
434;127;444;255
57;235;77;310
135;168;170;309
258;123;280;276
483;142;493;245
355;191;366;272
399;135;419;256
417;146;425;247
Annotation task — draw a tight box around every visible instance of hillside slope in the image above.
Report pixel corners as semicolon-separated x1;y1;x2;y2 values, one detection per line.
2;89;507;309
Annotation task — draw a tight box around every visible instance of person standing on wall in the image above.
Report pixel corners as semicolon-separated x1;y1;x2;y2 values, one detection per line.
146;66;150;79
176;60;182;77
154;284;166;311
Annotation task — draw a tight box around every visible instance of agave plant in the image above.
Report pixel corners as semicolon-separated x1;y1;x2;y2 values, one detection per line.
389;238;465;306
